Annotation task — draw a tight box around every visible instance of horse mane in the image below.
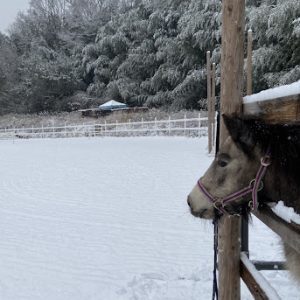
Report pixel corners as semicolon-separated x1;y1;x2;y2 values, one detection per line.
241;118;300;213
242;118;300;179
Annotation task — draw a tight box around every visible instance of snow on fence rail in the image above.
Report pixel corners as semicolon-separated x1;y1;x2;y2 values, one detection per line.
0;116;208;140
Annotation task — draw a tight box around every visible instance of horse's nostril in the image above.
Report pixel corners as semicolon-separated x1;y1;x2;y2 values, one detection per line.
187;196;191;207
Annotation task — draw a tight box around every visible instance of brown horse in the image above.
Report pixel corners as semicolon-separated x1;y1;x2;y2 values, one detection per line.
187;115;300;282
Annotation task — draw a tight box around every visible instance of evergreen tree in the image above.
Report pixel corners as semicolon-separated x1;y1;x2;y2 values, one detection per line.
0;0;299;114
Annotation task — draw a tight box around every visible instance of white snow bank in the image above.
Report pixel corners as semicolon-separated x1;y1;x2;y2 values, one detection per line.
243;80;300;103
270;201;300;225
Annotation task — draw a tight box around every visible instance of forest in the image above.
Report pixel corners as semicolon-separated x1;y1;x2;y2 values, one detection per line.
0;0;299;114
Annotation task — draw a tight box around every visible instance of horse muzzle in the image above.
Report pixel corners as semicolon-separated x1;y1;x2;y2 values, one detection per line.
187;186;215;219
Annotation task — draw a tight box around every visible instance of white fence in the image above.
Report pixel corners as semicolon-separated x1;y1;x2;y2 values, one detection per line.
0;116;208;140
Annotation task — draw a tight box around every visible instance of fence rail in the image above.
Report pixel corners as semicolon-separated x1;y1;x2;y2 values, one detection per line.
0;116;208;140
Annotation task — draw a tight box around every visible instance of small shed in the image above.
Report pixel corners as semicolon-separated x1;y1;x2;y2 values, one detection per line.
99;100;128;111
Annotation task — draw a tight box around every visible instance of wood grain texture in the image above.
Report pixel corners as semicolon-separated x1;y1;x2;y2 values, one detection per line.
240;261;270;300
240;255;281;300
243;94;300;124
207;51;212;153
218;0;245;298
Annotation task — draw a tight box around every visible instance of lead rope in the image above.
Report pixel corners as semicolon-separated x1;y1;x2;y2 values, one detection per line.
212;217;219;300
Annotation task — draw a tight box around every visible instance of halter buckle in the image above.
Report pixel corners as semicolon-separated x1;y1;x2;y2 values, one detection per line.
249;179;264;191
248;200;254;210
213;199;224;210
261;155;271;167
249;179;256;189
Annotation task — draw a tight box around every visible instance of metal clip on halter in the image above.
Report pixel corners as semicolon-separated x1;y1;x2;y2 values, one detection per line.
213;199;223;210
261;155;271;167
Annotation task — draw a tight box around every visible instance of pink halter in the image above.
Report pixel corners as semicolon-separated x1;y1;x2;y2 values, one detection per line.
197;151;271;214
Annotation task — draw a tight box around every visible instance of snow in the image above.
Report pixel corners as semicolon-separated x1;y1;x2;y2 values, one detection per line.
0;137;299;299
270;201;300;225
243;80;300;103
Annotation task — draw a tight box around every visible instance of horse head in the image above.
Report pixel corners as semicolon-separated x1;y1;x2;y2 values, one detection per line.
187;115;267;219
187;115;300;283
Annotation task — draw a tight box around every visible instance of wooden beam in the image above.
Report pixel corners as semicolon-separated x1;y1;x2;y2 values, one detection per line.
240;253;281;300
243;94;300;124
218;215;241;299
253;205;300;253
219;0;244;125
212;63;216;147
242;29;253;259
246;29;253;96
207;51;212;153
218;0;245;298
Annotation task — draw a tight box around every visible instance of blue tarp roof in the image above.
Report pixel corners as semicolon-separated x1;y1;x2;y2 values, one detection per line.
99;100;127;110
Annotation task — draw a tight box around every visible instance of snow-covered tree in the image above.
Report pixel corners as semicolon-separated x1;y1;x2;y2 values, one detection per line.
248;0;300;91
1;0;299;113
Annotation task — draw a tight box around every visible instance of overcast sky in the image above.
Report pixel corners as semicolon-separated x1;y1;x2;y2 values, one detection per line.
0;0;30;33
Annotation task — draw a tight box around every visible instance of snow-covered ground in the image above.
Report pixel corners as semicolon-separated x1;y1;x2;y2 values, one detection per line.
0;137;298;299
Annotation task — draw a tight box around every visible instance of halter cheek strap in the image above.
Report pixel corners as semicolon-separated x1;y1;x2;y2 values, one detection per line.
197;151;271;214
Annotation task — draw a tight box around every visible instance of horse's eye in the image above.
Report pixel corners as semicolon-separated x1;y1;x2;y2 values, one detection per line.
217;153;230;167
218;160;228;167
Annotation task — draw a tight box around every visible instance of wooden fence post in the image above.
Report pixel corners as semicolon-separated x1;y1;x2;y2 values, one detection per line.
218;0;245;299
184;114;187;136
247;29;253;96
212;63;216;147
207;51;212;153
198;112;201;137
242;29;254;257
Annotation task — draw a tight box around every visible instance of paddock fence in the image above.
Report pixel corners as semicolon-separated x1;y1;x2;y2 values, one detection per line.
212;1;300;299
240;31;300;300
0;115;209;140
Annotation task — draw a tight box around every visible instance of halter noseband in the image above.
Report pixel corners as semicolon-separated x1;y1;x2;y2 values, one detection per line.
197;151;271;214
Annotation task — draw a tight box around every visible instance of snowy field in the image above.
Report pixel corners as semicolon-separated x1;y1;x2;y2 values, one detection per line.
0;137;299;299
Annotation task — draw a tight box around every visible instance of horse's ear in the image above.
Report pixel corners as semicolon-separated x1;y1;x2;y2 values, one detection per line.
222;114;255;154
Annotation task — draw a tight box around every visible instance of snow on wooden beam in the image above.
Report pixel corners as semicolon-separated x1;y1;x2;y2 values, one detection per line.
243;81;300;124
240;253;281;300
243;94;300;124
253;205;300;254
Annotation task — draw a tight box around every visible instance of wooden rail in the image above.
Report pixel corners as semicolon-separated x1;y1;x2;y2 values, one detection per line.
240;205;300;300
215;0;300;299
243;94;300;124
253;206;300;253
241;43;300;300
240;253;281;300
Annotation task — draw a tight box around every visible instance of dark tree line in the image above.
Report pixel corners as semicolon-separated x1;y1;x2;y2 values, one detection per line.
0;0;299;114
